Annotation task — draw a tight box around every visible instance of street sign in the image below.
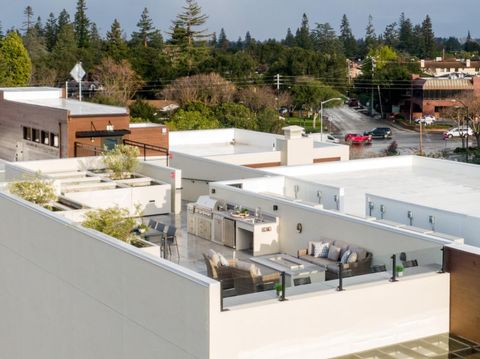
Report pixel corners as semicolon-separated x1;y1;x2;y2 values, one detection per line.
70;62;86;83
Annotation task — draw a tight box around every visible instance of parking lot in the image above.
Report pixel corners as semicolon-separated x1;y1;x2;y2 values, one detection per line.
324;106;469;156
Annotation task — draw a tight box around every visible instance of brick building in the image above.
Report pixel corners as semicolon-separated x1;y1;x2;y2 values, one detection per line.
0;87;168;161
410;76;480;118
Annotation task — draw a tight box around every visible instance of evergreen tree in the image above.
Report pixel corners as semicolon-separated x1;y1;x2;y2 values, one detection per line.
467;30;472;42
50;23;78;81
235;36;243;50
364;14;377;50
0;31;32;86
244;31;253;48
464;31;480;53
218;28;229;49
398;13;414;54
383;22;399;48
44;13;57;51
444;37;461;52
88;22;103;63
131;8;162;48
23;6;34;33
339;14;357;58
313;23;341;54
34;17;44;37
421;15;436;58
0;21;3;39
57;9;71;32
74;0;90;48
105;19;128;61
284;28;296;47
295;13;312;50
169;0;210;46
210;32;217;47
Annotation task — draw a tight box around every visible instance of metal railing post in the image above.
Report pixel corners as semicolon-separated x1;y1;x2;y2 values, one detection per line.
220;280;225;312
336;263;344;291
390;254;398;282
438;247;446;274
279;271;286;301
74;142;77;157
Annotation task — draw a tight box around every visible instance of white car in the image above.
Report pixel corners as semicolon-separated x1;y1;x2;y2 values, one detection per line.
443;126;473;139
308;133;340;144
415;116;436;125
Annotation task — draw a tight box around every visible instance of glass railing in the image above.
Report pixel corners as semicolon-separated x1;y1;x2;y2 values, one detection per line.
219;245;445;311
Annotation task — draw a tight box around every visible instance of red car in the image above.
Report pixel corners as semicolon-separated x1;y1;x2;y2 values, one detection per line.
344;133;372;145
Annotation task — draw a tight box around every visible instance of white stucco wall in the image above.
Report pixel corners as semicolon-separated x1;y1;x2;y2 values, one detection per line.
210;273;450;359
0;192;217;359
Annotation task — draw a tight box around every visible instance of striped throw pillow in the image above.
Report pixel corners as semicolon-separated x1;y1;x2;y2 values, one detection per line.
340;249;351;264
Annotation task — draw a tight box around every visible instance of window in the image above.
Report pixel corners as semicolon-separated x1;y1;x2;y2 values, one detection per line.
52;134;59;148
41;131;49;145
32;129;40;143
23;127;32;141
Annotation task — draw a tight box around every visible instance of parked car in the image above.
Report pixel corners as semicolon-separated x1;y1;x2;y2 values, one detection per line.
415;116;436;125
324;134;340;144
344;133;372;145
278;107;289;115
348;98;359;107
363;127;392;139
443;126;473;139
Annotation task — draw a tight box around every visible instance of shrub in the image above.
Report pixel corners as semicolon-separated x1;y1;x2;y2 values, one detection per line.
82;207;137;243
256;107;285;134
215;102;256;129
129;99;157;121
165;109;220;130
384;141;399;156
102;144;140;179
9;175;57;206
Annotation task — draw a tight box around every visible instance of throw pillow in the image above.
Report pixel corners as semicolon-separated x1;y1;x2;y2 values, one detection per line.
310;241;323;256
218;253;229;267
313;242;330;258
347;251;358;263
328;245;341;261
210;253;220;267
340;249;351;264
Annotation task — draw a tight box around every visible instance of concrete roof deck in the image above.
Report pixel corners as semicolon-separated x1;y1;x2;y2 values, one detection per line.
171;142;275;157
264;156;480;218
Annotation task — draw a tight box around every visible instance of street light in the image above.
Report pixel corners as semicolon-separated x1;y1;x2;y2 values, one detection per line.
315;97;343;142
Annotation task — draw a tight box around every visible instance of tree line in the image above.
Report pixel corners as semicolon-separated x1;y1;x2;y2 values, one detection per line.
1;0;480;132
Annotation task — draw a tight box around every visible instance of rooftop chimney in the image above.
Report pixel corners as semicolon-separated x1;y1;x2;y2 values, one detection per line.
282;125;304;140
420;59;425;68
467;59;471;68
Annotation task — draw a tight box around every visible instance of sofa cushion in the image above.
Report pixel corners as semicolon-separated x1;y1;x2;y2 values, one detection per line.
313;242;330;258
327;263;340;273
334;240;350;258
299;255;331;267
218;253;229;266
349;247;367;261
340;249;351;264
347;251;358;263
235;260;259;277
328;245;341;261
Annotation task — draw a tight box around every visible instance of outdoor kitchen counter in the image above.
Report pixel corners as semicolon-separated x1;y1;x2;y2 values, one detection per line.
213;210;280;256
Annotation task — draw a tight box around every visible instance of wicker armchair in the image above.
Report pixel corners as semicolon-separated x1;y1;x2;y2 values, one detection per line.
203;254;237;290
230;266;280;295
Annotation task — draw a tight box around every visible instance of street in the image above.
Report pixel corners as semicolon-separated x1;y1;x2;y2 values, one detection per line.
325;106;464;156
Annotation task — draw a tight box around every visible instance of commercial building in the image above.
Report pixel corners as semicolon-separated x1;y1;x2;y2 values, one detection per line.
0;87;168;161
411;75;480;117
420;58;480;77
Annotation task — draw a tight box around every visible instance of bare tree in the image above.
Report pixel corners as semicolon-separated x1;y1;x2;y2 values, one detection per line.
236;87;291;113
161;73;235;106
442;93;480;148
93;57;143;105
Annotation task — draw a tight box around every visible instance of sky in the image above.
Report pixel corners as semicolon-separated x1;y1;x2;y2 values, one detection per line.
0;0;478;41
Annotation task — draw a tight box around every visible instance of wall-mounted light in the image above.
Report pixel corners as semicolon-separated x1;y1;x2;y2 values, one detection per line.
429;215;436;231
333;194;339;210
380;204;385;219
211;188;216;194
368;201;374;216
273;204;278;211
294;185;300;199
407;210;414;226
106;121;114;132
316;190;322;204
296;223;303;233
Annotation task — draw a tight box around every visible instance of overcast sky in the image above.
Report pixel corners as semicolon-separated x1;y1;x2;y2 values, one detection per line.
0;0;477;41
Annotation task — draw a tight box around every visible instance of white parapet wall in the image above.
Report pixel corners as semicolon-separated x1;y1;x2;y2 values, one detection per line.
0;192;217;359
209;272;450;359
209;182;449;266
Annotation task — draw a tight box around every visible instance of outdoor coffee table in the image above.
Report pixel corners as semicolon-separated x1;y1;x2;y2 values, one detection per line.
250;254;326;287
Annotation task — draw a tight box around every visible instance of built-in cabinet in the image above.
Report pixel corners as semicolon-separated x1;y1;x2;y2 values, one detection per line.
187;200;280;256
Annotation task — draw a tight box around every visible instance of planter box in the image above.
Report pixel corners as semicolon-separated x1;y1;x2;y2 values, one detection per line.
132;238;161;257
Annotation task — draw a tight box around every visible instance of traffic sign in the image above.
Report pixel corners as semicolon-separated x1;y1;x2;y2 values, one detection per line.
70;62;86;83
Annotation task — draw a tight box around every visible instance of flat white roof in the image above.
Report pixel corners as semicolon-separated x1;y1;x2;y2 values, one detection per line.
171;143;274;157
10;98;128;116
264;156;480;217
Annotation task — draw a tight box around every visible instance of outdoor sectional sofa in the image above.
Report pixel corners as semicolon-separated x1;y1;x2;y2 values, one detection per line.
298;240;372;280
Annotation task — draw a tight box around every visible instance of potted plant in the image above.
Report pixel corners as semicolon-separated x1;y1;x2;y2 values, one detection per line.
102;144;140;180
9;174;57;208
274;283;283;297
396;264;404;277
81;206;161;256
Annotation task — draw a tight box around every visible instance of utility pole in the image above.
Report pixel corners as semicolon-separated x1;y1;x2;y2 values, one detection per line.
370;57;376;116
276;74;281;92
